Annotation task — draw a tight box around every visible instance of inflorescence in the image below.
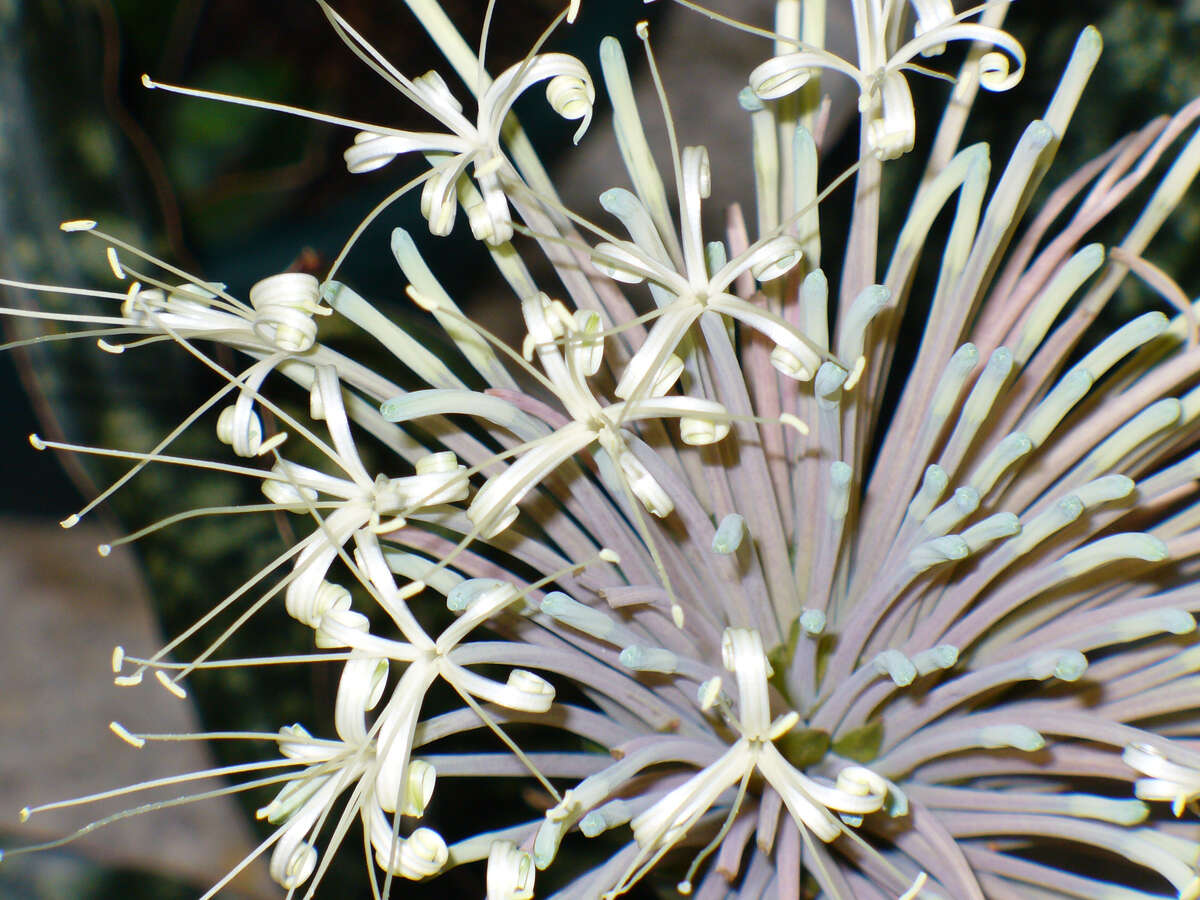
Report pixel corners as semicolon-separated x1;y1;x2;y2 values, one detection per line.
6;1;1200;898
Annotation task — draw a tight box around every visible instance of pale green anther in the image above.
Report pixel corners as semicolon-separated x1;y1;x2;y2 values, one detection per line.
912;645;958;676
978;724;1045;752
923;487;979;537
1007;495;1083;557
448;578;516;613
969;432;1033;496
1073;474;1134;508
828;461;852;521
580;799;632;837
1066;796;1148;826
599;188;671;268
1054;651;1089;681
882;784;909;818
800;269;830;351
953;487;980;514
705;241;727;277
712;513;747;554
930;344;980;423
1027;649;1088;681
1074;312;1169;378
909;535;970;571
799;608;827;635
1059;533;1169;578
909;465;949;522
620;645;678;674
1043;27;1103;142
1012;243;1105;364
873;649;916;686
1079;398;1181;475
540;592;623;644
323;280;464;389
961;347;1013;426
1023;369;1094;448
755;63;811;99
1113;609;1197;642
793;125;820;265
836;284;890;365
737;86;764;113
814;362;848;408
959;512;1020;554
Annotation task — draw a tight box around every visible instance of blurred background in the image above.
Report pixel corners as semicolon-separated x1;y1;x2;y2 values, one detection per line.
1;0;1198;897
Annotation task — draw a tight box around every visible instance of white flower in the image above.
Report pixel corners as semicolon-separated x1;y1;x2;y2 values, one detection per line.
537;628;897;898
382;290;738;538
749;0;1024;158
143;3;594;246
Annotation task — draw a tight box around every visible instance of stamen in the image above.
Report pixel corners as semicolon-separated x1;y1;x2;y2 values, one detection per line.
712;513;747;553
677;769;753;895
619;646;679;674
141;73;397;139
105;247;125;280
155;670;188;699
109;721;145;749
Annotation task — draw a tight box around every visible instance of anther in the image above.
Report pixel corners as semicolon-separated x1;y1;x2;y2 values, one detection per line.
109;721;145;748
155;670;188;699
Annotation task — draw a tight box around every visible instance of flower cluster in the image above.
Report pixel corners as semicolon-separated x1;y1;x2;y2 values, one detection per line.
7;1;1200;898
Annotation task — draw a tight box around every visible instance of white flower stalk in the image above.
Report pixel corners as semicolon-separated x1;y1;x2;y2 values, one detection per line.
748;0;1025;159
8;2;1200;900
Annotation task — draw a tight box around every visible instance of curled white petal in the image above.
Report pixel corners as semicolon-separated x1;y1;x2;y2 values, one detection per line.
370;816;448;879
487;840;536;900
344;129;467;174
402;760;437;818
248;272;323;353
269;839;318;890
480;52;595;145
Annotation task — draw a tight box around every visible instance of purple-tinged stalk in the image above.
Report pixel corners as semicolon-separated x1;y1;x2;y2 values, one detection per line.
5;1;1200;898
